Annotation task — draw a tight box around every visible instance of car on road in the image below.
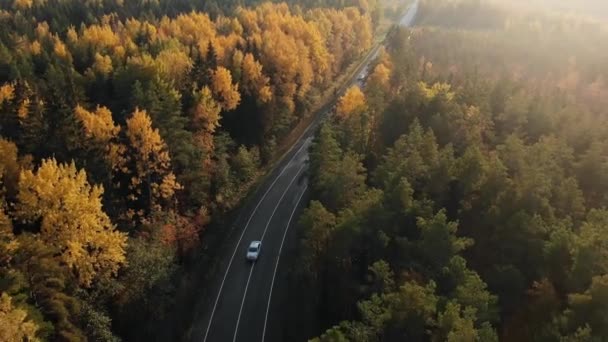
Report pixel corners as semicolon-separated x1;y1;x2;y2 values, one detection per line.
246;241;261;261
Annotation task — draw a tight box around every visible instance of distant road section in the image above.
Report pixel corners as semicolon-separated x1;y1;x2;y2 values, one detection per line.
400;0;419;27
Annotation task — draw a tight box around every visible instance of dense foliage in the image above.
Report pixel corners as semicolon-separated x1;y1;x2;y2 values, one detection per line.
0;0;384;340
294;0;608;341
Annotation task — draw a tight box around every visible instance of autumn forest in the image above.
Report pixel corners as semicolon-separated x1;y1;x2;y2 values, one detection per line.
1;0;608;341
296;0;608;341
0;0;388;340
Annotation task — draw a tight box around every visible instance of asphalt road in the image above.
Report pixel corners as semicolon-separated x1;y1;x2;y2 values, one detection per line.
189;2;419;341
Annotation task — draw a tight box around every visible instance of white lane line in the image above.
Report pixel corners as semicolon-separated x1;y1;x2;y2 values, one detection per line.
261;185;308;342
203;141;308;342
232;164;306;341
233;263;256;342
260;164;306;242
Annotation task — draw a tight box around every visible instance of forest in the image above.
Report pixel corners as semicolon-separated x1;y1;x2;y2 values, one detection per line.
292;0;608;341
0;0;394;340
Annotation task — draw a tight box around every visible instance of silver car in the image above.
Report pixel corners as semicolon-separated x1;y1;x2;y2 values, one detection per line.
246;241;261;261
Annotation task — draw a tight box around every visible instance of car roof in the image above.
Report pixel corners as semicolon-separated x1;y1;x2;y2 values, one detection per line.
249;241;261;248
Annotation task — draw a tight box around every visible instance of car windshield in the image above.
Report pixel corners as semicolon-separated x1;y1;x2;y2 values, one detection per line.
248;246;258;252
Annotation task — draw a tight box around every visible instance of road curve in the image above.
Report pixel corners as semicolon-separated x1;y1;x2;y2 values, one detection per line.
189;2;419;342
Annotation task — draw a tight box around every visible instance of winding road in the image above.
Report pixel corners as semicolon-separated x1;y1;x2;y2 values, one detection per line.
189;2;419;341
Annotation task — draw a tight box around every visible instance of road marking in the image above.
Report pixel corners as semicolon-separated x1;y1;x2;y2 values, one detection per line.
204;1;419;339
232;164;306;341
204;2;418;340
261;185;308;342
260;164;306;242
233;263;256;342
203;141;309;342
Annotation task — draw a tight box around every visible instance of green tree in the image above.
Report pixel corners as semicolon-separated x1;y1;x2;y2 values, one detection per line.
12;236;86;341
435;302;477;342
575;141;608;208
299;201;337;281
570;210;608;291
445;256;499;323
562;275;608;338
367;260;396;294
416;210;473;275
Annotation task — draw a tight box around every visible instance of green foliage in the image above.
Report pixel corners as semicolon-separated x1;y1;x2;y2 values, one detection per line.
79;302;121;342
561;275;608;338
302;1;608;340
367;260;395;294
416;211;472;274
112;229;177;339
445;256;499;324
436;302;478;342
309;123;368;211
211;133;261;211
8;236;85;341
299;201;336;282
570;210;608;291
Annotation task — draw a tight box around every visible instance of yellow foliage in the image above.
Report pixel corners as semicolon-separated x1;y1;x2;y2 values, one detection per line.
92;52;113;76
241;53;272;102
158;12;216;47
216;16;244;36
53;37;69;59
66;26;78;44
29;40;41;55
376;47;394;70
81;23;120;49
337;86;367;119
35;22;49;38
259;85;273;103
349;7;373;56
0;139;19;263
113;45;126;59
74;105;120;142
195;132;215;168
126;53;157;73
211;34;244;65
74;104;124;170
241;53;262;86
308;7;372;75
236;2;339;106
17;99;30;121
125;109;180;210
126;109;169;169
157;173;182;200
0;138;21;195
369;63;391;89
12;0;33;10
0;293;40;342
0;205;19;266
193;86;221;133
16;3;374;127
418;82;455;102
16;159;127;287
156;48;192;84
211;67;241;111
0;83;15;105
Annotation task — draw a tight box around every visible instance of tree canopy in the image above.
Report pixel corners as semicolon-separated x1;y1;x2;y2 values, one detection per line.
293;1;608;341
